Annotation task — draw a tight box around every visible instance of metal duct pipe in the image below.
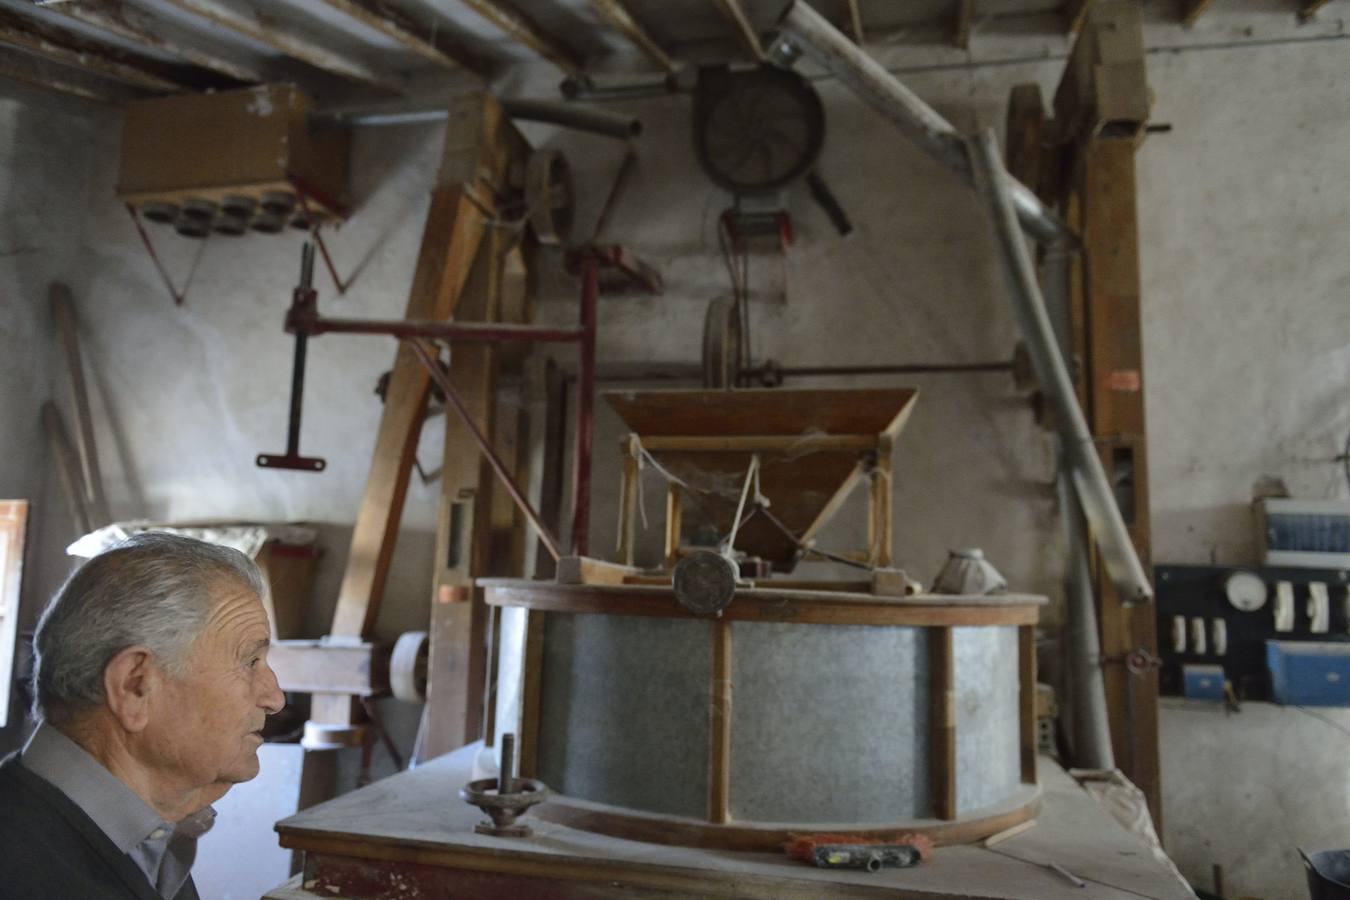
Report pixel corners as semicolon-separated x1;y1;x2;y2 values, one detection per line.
969;128;1153;605
313;98;641;139
1058;457;1117;769
772;0;1073;246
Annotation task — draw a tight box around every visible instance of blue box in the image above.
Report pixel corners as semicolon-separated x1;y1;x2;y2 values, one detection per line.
1182;664;1226;701
1266;641;1350;706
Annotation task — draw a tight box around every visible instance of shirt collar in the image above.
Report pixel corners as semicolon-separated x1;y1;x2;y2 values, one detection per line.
21;723;206;852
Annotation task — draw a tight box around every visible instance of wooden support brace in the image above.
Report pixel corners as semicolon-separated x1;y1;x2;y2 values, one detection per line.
664;483;683;570
615;434;640;565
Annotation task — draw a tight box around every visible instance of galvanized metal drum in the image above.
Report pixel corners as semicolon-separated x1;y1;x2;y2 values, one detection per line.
485;581;1045;850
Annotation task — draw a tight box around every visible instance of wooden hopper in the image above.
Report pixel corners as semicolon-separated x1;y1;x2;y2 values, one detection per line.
605;388;917;571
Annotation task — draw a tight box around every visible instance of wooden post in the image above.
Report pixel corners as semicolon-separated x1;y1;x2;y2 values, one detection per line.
709;617;733;823
615;434;640;565
929;626;956;820
1019;624;1038;784
518;611;546;778
870;435;894;567
664;482;683;569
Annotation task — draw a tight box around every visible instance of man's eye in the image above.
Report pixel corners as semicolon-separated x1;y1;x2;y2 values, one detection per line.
247;657;260;668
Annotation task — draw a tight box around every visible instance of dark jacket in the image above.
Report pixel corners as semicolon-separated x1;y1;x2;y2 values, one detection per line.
0;754;199;900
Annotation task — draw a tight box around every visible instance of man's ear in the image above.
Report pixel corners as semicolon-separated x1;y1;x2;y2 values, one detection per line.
102;646;157;733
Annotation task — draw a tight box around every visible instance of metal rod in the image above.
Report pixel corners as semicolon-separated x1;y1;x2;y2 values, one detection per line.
569;256;598;557
1059;460;1115;768
312;98;642;139
284;245;317;457
409;339;563;562
774;0;1074;246
968;129;1152;604
291;314;585;344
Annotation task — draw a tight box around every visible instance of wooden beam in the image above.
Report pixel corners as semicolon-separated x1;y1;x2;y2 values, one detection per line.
709;617;732;823
714;0;766;62
1180;0;1218;26
311;0;483;75
844;0;864;43
0;7;182;91
39;0;262;84
155;0;406;93
929;627;956;820
954;0;974;50
458;0;584;79
269;641;389;696
589;0;674;73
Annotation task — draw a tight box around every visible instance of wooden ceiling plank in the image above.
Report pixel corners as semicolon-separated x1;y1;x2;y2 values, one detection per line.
954;0;974;48
0;7;182;91
713;0;766;62
39;0;263;84
589;0;675;73
1063;0;1091;34
310;0;483;75
155;0;406;93
0;46;124;101
1180;0;1217;26
457;0;584;78
844;0;864;43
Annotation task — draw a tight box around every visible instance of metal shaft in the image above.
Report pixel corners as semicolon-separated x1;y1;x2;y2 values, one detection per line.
774;0;1073;246
968;129;1152;605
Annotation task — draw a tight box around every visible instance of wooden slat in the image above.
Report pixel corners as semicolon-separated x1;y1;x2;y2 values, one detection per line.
155;0;406;93
0;7;182;91
0;501;28;729
40;1;262;84
458;0;584;78
589;0;675;72
615;435;639;565
1062;0;1092;33
1019;625;1037;784
664;483;682;569
0;46;123;102
639;434;877;452
709;617;732;823
713;0;766;62
518;611;546;777
929;626;956;820
484;583;1044;628
870;435;893;567
555;556;639;586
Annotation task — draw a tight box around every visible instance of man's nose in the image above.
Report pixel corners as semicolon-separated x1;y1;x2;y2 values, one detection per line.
258;661;285;714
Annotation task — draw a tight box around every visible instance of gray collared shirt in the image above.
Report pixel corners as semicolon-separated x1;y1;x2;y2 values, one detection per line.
22;723;215;899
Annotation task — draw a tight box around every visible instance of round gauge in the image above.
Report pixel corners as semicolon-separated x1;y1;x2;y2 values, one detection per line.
1224;570;1267;612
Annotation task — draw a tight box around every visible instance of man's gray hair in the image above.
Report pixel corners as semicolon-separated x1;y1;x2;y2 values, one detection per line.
33;532;265;726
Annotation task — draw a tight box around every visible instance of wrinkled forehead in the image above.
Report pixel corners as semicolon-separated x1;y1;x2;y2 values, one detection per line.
198;577;270;647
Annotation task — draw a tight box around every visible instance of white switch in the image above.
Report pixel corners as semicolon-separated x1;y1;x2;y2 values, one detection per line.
1211;618;1227;656
1190;617;1207;655
1308;582;1330;633
1172;615;1187;653
1275;581;1296;632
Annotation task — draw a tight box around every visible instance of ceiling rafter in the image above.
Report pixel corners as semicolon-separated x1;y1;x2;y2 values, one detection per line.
154;0;406;93
0;6;182;91
457;0;584;78
34;0;262;85
589;0;674;73
0;45;125;101
310;0;485;75
713;0;766;62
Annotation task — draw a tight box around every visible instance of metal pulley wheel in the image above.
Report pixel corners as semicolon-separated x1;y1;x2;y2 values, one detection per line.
702;297;742;388
672;550;738;616
390;630;429;703
525;149;574;245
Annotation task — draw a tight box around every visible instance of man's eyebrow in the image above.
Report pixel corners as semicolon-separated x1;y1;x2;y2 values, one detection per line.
240;637;270;657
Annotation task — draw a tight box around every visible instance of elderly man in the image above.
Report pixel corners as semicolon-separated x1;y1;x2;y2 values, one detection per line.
0;532;285;900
